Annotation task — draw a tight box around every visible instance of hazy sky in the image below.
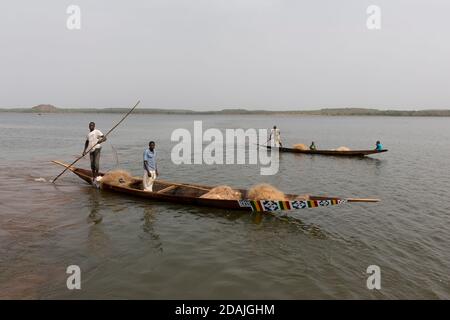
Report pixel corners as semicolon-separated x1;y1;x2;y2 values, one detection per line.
1;0;449;110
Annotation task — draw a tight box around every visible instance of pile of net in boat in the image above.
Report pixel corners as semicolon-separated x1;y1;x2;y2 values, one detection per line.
335;146;351;151
200;185;242;200
248;183;310;201
99;170;137;187
292;143;308;150
199;183;310;201
247;183;288;201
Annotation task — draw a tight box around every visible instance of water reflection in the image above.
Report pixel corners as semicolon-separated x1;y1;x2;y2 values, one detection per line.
87;189;103;224
358;156;384;165
252;212;263;224
86;190;112;258
157;203;330;240
357;157;386;176
263;212;329;240
140;206;163;252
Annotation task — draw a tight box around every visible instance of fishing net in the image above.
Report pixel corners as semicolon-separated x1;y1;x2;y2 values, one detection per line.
336;146;351;151
247;183;287;201
100;170;136;187
200;185;242;200
110;144;120;168
293;143;308;150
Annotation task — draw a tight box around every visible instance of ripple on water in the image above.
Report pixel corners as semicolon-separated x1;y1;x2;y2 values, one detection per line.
1;114;450;298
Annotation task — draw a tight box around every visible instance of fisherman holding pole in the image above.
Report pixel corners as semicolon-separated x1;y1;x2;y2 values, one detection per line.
82;122;107;182
268;125;283;147
52;100;140;184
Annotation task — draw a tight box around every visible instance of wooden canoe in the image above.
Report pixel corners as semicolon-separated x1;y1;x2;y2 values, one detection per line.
52;160;379;212
263;145;388;157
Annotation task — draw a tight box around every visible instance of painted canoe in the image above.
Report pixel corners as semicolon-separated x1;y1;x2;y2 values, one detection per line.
52;161;379;212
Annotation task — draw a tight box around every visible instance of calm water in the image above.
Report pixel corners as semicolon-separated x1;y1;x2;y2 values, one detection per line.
0;113;449;299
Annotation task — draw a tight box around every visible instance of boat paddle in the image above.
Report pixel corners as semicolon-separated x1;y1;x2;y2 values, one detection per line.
52;100;141;183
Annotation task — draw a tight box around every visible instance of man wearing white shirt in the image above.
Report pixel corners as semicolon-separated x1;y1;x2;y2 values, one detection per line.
269;125;283;147
82;122;106;182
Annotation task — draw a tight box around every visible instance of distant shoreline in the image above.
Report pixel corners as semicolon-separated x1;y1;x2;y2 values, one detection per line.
1;106;450;117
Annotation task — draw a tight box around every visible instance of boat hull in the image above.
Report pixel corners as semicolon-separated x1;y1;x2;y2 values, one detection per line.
265;146;388;157
103;182;347;212
52;161;375;212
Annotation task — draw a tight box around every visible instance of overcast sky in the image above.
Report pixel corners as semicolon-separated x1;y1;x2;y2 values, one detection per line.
1;0;449;110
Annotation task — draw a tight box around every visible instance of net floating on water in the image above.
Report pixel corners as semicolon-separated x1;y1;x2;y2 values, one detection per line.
200;185;242;200
247;183;287;201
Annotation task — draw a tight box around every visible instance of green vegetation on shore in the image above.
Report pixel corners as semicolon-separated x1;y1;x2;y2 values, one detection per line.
1;104;450;117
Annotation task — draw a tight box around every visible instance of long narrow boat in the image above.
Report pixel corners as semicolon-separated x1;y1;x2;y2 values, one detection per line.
52;161;379;212
263;145;388;157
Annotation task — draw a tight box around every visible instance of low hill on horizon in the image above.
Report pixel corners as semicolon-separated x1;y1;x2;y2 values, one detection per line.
31;104;60;113
1;106;450;116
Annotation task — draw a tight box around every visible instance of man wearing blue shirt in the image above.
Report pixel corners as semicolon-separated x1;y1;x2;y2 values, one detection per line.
143;141;158;192
375;140;383;151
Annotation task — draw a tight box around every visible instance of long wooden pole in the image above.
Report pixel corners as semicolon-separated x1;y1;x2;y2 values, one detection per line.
346;198;380;203
52;100;141;183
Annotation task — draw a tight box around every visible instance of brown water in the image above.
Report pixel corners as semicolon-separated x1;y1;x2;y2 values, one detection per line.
0;113;449;299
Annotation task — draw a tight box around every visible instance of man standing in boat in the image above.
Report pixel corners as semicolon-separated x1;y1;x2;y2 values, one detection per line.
143;141;158;192
82;122;106;182
268;125;283;147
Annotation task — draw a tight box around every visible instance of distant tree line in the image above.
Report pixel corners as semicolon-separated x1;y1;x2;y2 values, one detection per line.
1;105;450;117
